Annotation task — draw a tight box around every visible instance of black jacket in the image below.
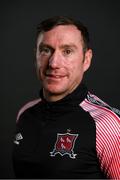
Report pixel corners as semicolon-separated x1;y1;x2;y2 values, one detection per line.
12;84;120;179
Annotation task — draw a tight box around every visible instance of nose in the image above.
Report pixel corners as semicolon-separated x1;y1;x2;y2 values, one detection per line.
49;50;61;69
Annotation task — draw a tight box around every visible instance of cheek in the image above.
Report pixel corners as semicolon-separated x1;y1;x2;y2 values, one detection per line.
36;57;44;79
36;56;47;72
66;60;82;74
36;58;41;70
67;61;84;83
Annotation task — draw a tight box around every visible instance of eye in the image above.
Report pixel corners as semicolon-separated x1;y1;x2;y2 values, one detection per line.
63;48;73;56
39;46;52;56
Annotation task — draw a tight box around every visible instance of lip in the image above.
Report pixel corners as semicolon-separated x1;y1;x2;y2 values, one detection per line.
45;73;66;80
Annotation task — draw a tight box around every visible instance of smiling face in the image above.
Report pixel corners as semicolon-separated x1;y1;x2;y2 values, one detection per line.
36;25;92;101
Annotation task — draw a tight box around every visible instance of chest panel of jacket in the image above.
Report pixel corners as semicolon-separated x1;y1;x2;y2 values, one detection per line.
13;104;105;178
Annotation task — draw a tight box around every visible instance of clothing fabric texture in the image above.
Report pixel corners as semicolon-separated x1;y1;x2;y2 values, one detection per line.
12;84;120;179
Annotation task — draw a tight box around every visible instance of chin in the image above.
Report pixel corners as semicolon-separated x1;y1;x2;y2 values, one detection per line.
44;83;67;95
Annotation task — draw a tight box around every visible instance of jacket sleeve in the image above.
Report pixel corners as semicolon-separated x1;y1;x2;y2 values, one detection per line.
96;113;120;179
80;94;120;179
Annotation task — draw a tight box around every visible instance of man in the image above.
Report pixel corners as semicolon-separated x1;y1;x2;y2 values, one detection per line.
13;16;120;179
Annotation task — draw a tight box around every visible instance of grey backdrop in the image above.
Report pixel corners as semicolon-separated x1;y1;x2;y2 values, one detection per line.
1;0;120;178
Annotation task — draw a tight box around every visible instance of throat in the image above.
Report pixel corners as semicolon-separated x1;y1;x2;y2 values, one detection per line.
43;89;69;102
43;83;82;102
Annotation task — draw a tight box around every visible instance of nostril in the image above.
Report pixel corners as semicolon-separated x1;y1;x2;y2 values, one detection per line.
49;57;59;68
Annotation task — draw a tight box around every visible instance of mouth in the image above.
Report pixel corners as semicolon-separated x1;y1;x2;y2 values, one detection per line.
45;73;66;80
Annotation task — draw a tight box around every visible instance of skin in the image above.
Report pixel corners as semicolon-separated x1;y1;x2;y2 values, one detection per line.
36;25;92;102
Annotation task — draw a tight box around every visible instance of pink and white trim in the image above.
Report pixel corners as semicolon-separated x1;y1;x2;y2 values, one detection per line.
80;96;120;179
16;98;41;122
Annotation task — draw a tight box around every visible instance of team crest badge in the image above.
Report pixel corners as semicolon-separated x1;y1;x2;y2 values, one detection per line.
50;130;78;159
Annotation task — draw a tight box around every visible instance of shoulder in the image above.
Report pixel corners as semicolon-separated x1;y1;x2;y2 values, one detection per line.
16;98;41;122
80;92;120;155
80;93;120;179
80;92;120;125
81;93;120;179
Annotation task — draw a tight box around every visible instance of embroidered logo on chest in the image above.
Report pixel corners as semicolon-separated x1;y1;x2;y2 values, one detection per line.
50;131;78;159
14;133;23;145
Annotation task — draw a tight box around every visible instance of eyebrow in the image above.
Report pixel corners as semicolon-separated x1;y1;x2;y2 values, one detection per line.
39;42;78;50
39;43;52;49
60;44;78;50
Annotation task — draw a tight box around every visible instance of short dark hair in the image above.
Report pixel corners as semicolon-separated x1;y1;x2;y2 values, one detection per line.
36;16;90;52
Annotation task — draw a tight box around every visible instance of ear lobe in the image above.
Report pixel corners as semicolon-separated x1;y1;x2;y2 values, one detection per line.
83;49;92;72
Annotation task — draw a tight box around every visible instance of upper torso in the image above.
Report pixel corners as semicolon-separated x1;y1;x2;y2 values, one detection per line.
12;84;120;179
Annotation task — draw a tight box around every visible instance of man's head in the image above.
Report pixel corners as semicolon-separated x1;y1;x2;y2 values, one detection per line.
35;16;92;101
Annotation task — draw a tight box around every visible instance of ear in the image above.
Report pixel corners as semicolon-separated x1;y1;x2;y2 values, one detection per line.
83;49;92;72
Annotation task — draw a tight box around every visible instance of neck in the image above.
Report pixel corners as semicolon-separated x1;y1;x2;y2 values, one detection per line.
43;84;80;102
43;90;68;102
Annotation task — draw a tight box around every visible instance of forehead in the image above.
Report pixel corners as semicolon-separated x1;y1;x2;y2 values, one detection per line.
37;25;83;47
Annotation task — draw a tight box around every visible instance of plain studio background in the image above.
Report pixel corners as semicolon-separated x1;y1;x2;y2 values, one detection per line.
0;0;120;178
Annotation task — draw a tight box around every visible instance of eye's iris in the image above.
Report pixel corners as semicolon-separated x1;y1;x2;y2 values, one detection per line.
66;49;71;54
43;48;50;53
64;49;73;56
39;46;52;56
